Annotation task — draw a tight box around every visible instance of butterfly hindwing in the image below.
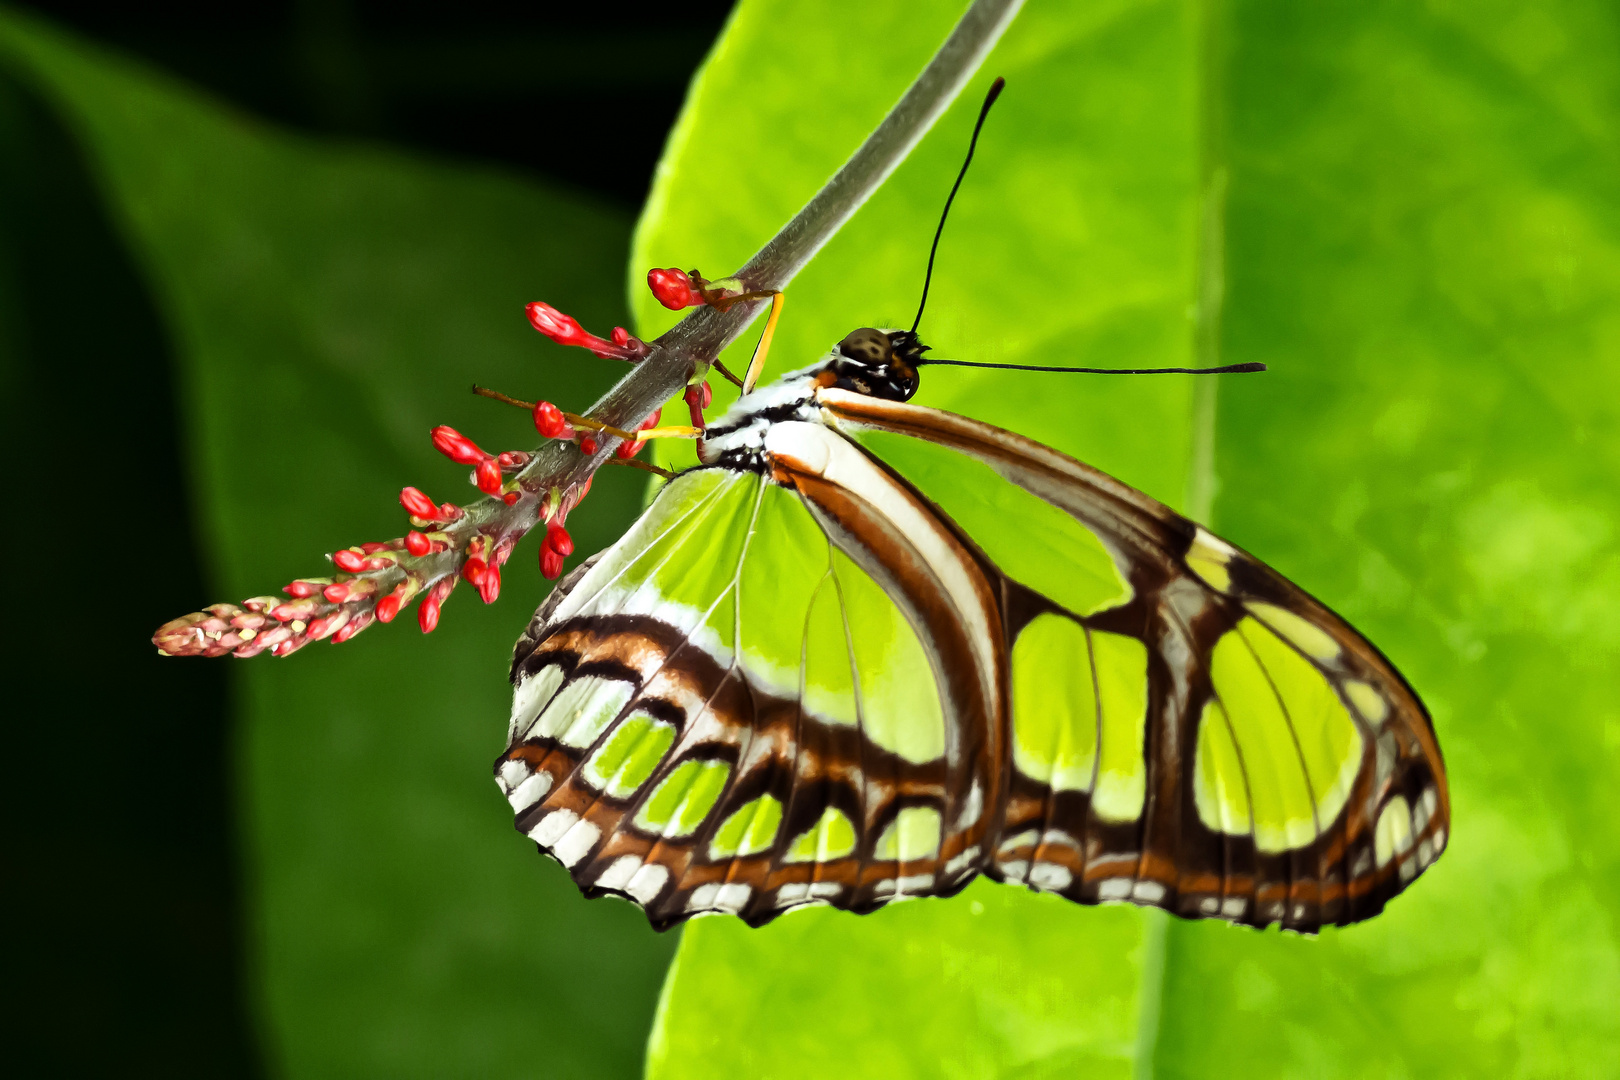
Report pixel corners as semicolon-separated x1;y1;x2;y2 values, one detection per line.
500;466;996;928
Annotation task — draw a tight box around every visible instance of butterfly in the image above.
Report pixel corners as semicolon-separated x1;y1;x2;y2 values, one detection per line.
492;81;1449;935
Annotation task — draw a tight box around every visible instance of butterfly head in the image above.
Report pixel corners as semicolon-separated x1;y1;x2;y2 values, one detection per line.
825;327;929;401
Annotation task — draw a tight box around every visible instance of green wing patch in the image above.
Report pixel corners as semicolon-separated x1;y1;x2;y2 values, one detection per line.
1009;613;1149;822
498;463;964;927
856;430;1132;617
1198;617;1363;852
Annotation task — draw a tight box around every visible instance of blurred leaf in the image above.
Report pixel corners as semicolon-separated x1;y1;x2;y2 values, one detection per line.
0;9;675;1079
632;0;1620;1076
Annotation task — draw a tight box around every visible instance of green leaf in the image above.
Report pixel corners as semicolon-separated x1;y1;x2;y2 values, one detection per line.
0;10;674;1079
632;1;1620;1076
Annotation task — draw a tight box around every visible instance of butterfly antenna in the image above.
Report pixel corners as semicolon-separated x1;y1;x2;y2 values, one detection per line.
911;76;1005;336
918;359;1268;374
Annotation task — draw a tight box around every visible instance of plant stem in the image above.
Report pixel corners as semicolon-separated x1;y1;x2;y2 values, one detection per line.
584;0;1025;437
155;0;1025;657
495;0;1024;571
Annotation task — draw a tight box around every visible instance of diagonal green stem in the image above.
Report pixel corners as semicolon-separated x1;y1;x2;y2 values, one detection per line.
155;0;1025;655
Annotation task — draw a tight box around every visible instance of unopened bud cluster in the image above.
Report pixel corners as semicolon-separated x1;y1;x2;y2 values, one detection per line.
154;265;749;659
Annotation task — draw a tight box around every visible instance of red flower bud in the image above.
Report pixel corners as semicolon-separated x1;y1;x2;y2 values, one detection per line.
526;300;589;345
546;523;574;557
332;549;366;572
400;486;440;520
540;546;566;580
684;383;709;428
579;436;599;456
284;580;320;598
376;594;402;623
307;610;350;641
700;381;713;409
418;595;441;634
361;542;391;554
475;457;503;494
431;425;487;465
533;400;569;439
502;491;520;506
478;563;501;604
463;557;488;587
497;450;530;469
648;267;705;310
405;530;431;556
323;582;351;603
526;301;648;361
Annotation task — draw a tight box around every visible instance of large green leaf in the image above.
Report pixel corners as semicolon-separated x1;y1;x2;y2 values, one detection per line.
632;0;1620;1076
0;10;674;1079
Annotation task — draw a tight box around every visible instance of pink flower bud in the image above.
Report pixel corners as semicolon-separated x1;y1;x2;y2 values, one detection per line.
323;582;351;603
272;636;308;658
546;523;574;557
405;530;431;556
305;611;344;641
431;425;488;465
332;610;371;643
533;401;569;439
648;267;705;309
271;597;320;622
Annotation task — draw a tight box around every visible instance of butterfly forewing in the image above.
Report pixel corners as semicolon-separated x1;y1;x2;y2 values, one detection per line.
821;388;1449;929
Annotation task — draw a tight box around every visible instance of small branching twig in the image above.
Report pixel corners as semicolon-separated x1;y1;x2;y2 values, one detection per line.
153;0;1023;659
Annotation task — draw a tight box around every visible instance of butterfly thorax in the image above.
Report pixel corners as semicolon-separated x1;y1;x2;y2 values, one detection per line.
699;327;927;472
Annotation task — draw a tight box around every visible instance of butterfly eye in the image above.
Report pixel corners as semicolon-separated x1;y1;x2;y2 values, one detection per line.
838;328;892;366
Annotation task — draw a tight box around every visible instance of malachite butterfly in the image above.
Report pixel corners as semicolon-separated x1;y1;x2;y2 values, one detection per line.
494;81;1448;935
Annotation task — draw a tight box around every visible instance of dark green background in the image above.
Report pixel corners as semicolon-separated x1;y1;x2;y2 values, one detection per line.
4;2;726;1076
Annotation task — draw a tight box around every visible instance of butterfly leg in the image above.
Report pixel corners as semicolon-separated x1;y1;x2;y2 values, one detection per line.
741;291;786;394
